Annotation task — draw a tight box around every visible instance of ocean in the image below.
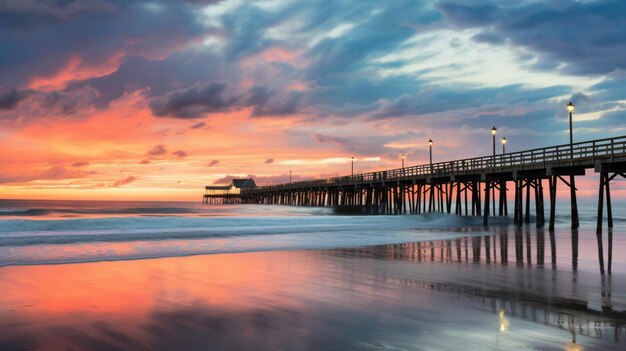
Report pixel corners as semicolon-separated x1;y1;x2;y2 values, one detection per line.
1;199;625;350
0;199;508;266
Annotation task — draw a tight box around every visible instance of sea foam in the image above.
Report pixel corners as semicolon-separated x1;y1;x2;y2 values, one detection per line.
0;213;497;266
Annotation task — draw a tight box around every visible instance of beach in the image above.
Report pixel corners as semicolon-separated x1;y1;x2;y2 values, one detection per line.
1;201;625;350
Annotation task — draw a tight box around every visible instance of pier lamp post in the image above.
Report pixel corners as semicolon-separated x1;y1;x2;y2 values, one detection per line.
289;170;292;184
401;153;406;169
490;127;497;217
428;139;433;172
566;101;579;228
567;101;575;162
501;137;507;154
351;156;354;176
491;126;497;157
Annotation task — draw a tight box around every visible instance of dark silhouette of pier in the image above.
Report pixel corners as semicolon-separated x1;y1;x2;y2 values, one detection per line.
205;135;626;233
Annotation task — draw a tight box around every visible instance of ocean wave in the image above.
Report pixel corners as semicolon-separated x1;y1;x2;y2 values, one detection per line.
0;207;199;217
0;213;497;266
0;213;500;247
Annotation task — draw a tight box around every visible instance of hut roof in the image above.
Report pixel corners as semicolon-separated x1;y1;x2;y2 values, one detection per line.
231;178;256;188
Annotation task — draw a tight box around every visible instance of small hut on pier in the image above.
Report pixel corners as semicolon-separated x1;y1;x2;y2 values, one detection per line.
203;178;256;204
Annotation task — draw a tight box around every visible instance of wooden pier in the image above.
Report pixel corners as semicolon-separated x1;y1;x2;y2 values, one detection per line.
205;136;626;233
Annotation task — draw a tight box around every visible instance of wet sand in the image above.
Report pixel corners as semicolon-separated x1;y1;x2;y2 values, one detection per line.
1;226;625;350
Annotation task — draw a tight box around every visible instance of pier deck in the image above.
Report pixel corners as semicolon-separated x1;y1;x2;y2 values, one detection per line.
207;135;626;233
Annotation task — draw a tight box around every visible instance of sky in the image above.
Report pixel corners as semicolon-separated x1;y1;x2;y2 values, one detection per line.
1;0;626;201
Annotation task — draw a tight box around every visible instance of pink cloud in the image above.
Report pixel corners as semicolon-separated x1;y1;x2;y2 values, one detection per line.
39;166;90;180
111;176;137;187
147;144;167;156
173;150;188;158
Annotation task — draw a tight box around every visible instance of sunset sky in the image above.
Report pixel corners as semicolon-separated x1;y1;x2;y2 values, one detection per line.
1;0;626;200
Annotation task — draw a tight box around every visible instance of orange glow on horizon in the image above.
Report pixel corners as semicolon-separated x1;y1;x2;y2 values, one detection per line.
0;90;393;200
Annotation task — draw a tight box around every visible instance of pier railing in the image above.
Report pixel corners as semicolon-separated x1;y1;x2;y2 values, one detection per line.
247;135;626;192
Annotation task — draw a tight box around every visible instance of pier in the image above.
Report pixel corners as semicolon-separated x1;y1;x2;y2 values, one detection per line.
205;135;626;233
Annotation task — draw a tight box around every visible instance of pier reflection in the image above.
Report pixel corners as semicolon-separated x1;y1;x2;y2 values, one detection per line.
331;227;613;275
328;226;624;346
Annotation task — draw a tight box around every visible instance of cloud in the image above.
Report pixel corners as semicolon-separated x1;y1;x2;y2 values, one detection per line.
313;133;386;156
0;85;99;120
0;165;93;184
264;158;274;164
147;144;167;156
39;165;89;180
208;160;219;167
40;85;99;115
71;161;90;167
111;176;137;187
140;159;151;165
437;0;626;75
190;121;206;129
366;83;571;121
69;51;236;110
436;2;497;27
57;0;443;122
0;0;117;19
0;88;31;110
0;172;33;184
247;86;303;117
173;150;188;158
149;82;240;118
471;31;505;45
0;1;206;89
212;175;237;185
182;0;224;4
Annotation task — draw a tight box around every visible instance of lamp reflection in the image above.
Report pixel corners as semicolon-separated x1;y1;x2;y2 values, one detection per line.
499;308;510;332
565;342;584;351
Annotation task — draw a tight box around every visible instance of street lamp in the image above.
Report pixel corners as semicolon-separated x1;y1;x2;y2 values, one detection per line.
491;126;497;157
351;156;354;176
428;139;433;172
401;153;406;169
490;127;497;217
501;137;507;154
289;170;292;184
566;101;579;229
567;101;575;162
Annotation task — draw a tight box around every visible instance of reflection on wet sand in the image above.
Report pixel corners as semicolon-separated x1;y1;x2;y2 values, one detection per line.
499;309;509;332
328;226;626;346
330;226;613;275
1;225;625;350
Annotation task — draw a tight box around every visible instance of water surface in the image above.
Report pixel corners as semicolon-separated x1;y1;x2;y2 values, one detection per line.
0;199;624;350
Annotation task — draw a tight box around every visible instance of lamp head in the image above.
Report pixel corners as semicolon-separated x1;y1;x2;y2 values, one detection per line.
491;126;497;135
401;154;406;159
501;137;507;144
567;101;575;113
428;139;433;146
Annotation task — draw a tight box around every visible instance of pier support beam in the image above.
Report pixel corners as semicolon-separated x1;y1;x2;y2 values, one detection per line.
483;180;493;226
596;171;624;234
548;176;557;231
570;176;579;229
